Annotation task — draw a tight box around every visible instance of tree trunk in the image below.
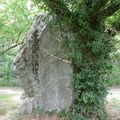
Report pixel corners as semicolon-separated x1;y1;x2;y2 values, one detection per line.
69;21;111;119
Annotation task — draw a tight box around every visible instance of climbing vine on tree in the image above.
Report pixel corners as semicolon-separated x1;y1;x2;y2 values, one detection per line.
34;0;120;120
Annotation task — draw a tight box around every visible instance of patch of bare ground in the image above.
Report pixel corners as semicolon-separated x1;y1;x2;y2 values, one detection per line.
106;87;120;120
107;107;120;120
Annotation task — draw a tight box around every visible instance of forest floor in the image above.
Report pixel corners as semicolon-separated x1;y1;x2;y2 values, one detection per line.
0;87;120;120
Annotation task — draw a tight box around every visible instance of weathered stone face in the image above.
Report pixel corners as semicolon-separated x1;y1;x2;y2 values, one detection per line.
13;14;72;114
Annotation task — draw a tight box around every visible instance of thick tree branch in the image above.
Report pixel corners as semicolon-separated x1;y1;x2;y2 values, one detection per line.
43;0;71;20
0;30;23;55
99;1;120;18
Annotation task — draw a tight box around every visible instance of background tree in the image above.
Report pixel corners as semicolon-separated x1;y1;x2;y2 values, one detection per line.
34;0;120;120
0;0;39;86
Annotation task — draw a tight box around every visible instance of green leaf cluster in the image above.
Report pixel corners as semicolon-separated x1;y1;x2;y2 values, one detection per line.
0;0;39;86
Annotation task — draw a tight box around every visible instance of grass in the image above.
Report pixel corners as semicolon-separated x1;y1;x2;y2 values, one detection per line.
0;93;19;119
0;94;13;101
0;94;17;115
107;98;120;110
0;79;18;87
108;64;120;86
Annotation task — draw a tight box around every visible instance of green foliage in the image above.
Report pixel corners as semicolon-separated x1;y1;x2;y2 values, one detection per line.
0;51;17;86
0;0;39;47
108;34;120;86
68;33;113;120
108;63;120;86
107;10;120;31
0;0;39;86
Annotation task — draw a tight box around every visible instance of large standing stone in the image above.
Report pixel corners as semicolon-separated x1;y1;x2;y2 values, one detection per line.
13;14;72;114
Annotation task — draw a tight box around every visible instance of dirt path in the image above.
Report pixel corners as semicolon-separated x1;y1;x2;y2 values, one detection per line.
0;87;118;96
0;87;23;95
108;87;120;101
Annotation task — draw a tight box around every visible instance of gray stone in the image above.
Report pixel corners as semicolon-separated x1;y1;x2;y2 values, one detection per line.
13;14;72;114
